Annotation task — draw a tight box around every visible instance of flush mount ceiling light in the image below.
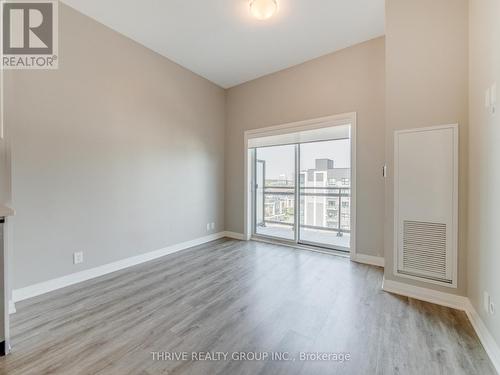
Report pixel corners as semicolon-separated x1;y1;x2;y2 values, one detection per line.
249;0;278;20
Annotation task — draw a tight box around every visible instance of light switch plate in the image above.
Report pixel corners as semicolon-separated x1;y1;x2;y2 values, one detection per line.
484;291;490;313
491;83;497;116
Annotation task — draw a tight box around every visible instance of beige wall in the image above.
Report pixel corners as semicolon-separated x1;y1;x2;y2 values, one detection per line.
384;0;469;294
0;141;9;204
225;37;386;257
4;4;225;289
468;0;500;345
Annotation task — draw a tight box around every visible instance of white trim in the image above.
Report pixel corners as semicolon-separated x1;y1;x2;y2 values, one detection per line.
245;113;357;139
223;231;247;240
464;300;500;374
353;254;384;267
8;300;15;314
382;278;467;310
393;123;459;288
243;144;251;241
393;124;460;135
349;115;357;261
382;278;500;374
12;232;227;303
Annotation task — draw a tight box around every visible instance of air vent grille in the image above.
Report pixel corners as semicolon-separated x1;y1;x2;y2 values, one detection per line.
401;221;448;281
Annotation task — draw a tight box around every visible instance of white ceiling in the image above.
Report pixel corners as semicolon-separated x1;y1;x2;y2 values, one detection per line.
61;0;385;88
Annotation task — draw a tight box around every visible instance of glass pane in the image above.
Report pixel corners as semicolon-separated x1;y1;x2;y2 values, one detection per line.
255;144;295;240
299;138;351;250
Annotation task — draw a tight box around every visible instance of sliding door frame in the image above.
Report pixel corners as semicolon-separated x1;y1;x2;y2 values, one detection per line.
297;139;351;252
294;145;301;243
244;112;357;260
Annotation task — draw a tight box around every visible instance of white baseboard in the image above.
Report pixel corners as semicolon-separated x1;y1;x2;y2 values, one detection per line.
464;300;500;374
353;253;384;267
9;300;16;314
382;277;468;310
12;232;227;303
382;277;500;374
222;231;247;240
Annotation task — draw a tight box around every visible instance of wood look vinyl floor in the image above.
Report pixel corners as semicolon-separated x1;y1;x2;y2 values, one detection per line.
0;239;495;375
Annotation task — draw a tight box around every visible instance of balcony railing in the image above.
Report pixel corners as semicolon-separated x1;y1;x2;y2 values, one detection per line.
259;186;351;235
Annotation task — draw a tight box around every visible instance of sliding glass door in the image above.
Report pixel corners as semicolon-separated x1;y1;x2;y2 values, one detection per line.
252;131;352;252
299;139;351;251
254;144;296;241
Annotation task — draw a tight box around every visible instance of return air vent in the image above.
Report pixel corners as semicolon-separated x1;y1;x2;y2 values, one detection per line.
402;221;448;282
394;125;458;287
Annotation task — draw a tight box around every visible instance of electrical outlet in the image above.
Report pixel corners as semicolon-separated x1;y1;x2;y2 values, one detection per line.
490;300;495;315
211;222;215;230
206;223;210;231
73;251;83;265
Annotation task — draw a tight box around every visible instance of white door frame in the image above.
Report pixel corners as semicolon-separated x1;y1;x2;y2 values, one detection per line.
243;112;357;260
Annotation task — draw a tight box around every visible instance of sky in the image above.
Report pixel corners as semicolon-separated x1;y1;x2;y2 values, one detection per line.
256;139;351;181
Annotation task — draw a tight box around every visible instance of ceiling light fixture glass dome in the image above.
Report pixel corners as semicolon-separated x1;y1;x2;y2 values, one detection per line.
250;0;278;20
